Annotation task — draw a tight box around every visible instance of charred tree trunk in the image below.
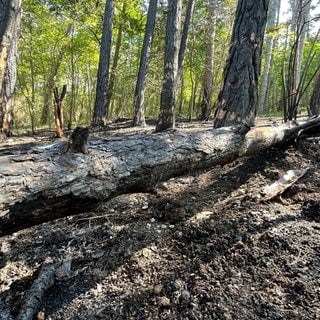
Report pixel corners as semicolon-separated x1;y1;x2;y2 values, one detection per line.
53;85;67;138
213;0;269;128
155;0;182;132
133;0;158;127
310;61;320;116
93;0;115;125
1;117;320;237
0;0;22;138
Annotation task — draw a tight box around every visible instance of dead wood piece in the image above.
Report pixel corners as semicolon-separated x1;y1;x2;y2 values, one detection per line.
17;261;57;320
262;168;308;201
1;117;320;236
65;126;89;154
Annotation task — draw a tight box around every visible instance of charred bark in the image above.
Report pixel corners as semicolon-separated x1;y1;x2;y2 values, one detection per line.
0;0;22;138
1;117;320;237
213;0;269;128
53;85;67;138
133;0;158;127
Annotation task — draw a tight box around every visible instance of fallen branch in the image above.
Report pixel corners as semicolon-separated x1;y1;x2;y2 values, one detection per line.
262;168;309;201
17;261;57;320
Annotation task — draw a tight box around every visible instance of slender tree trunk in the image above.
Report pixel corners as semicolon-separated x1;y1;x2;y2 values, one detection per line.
188;75;197;122
310;61;320;115
291;0;311;87
53;85;67;138
69;23;76;130
257;0;280;114
177;0;196;87
199;0;216;121
213;0;269;128
105;1;127;119
156;0;182;132
0;0;22;138
17;17;37;134
93;0;115;125
133;0;158;127
286;0;311;120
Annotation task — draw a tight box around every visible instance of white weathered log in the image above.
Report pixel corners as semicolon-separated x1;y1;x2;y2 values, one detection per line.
0;117;319;236
262;168;309;201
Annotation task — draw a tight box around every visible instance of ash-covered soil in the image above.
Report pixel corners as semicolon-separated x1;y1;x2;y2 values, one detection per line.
0;121;320;320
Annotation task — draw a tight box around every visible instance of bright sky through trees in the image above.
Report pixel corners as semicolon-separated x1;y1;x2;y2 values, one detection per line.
280;0;320;32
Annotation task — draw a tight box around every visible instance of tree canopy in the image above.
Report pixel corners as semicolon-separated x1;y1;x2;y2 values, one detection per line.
0;0;319;135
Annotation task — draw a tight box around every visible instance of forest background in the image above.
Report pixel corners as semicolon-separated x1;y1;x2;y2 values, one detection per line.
12;0;320;133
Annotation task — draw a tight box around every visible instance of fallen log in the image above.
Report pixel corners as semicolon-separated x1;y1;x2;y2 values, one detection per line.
1;117;320;236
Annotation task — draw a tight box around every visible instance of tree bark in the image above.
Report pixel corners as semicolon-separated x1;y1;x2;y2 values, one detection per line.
257;0;280;114
310;62;320;115
155;0;182;132
133;0;158;127
1;117;320;237
53;85;67;138
177;0;195;88
285;0;312;120
0;0;22;138
199;0;216;121
213;0;269;128
105;1;126;118
93;0;115;125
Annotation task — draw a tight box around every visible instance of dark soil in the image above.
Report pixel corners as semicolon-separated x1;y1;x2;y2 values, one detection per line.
1;120;320;320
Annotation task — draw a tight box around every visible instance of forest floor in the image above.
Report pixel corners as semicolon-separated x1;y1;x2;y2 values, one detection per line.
0;119;320;320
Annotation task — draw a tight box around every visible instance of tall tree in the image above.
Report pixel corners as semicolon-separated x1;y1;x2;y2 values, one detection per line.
284;0;312;120
105;0;127;115
199;0;217;120
0;0;22;138
290;0;311;87
93;0;115;125
133;0;158;127
156;0;182;132
310;61;320;116
257;0;280;114
177;0;196;87
213;0;269;128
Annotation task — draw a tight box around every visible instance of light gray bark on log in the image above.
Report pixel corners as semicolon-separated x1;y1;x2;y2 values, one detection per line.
1;117;320;236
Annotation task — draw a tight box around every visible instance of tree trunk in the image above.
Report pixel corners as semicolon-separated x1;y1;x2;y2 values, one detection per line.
53;85;67;138
199;0;216;121
92;0;115;125
286;0;311;120
155;0;182;132
310;62;320;115
257;0;280;114
0;0;22;138
1;116;320;237
105;1;126;118
133;0;158;127
213;0;269;128
177;0;195;87
290;0;311;87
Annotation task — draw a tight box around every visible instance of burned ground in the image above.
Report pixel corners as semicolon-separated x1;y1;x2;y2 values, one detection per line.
0;120;319;319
